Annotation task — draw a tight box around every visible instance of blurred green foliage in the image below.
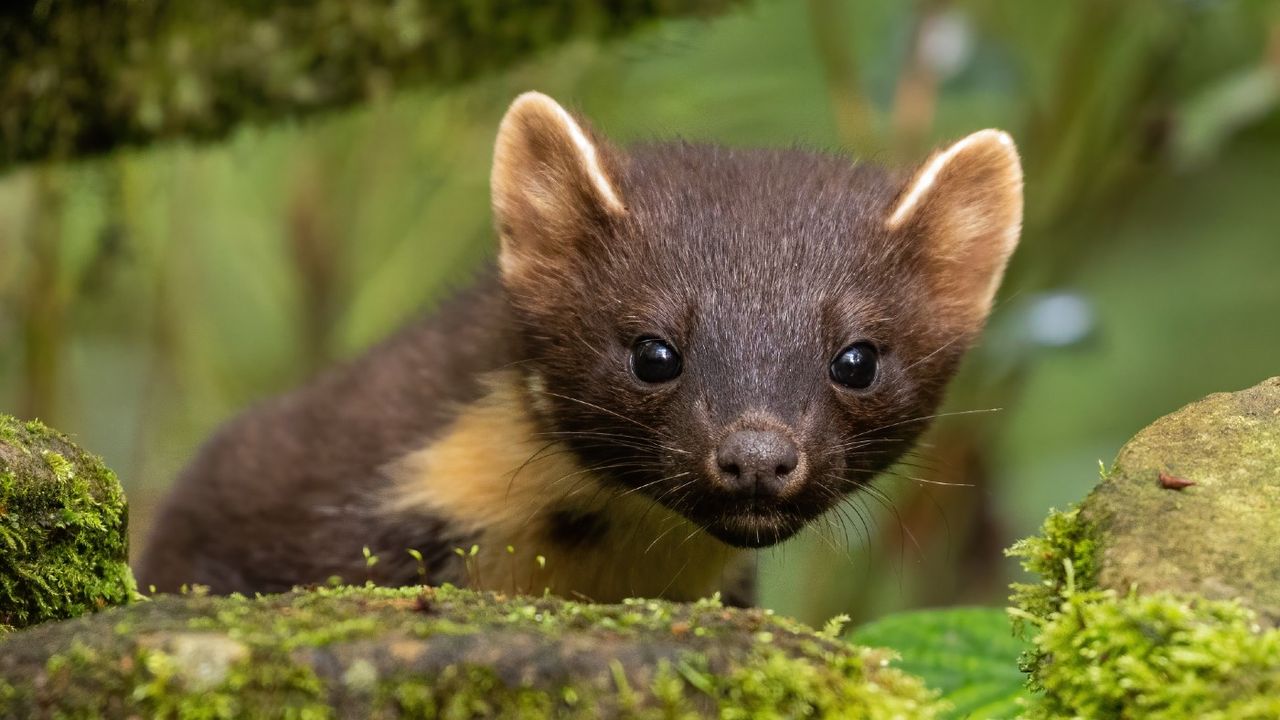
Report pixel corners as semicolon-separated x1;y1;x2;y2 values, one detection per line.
1;0;1279;627
0;0;739;168
850;607;1029;719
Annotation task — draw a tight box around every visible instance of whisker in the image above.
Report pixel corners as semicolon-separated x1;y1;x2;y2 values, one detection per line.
616;471;691;500
644;517;686;555
533;429;689;456
840;466;974;488
844;407;1003;442
518;461;656;527
822;437;908;454
657;553;696;598
506;439;562;498
860;482;923;558
901;334;966;373
541;390;672;439
810;514;854;564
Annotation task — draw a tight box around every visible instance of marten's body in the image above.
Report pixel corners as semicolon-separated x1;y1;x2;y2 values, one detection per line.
139;276;506;595
138;93;1023;604
139;271;742;600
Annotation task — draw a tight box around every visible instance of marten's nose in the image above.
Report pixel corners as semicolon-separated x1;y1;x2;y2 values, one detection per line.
716;430;800;497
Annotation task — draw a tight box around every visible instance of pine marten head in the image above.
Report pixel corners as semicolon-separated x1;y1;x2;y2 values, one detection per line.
491;92;1022;549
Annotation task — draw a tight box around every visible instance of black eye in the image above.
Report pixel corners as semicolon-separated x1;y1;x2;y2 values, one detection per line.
631;338;682;384
830;342;879;389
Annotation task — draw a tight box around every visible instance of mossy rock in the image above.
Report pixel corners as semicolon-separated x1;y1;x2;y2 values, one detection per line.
1008;377;1280;719
0;414;134;631
1082;376;1280;625
0;585;946;719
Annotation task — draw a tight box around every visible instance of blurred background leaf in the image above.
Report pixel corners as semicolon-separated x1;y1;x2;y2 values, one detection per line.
1;0;1278;627
850;607;1030;719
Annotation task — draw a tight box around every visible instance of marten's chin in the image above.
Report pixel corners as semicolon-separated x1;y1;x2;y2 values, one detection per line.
700;508;809;549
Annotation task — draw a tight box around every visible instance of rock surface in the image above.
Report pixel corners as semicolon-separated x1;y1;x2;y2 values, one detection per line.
0;414;134;631
1081;376;1280;625
1008;377;1280;719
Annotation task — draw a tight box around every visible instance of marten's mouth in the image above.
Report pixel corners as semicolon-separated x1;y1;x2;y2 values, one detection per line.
623;466;833;548
699;506;810;549
655;485;829;549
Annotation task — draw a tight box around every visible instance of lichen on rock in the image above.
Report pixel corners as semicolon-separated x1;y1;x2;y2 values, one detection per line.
1008;377;1280;718
0;584;947;718
0;414;135;631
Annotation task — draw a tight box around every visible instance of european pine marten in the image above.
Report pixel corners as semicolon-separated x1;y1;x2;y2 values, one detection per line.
137;92;1023;605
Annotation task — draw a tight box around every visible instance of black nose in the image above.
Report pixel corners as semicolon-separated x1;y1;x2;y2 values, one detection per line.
716;430;800;497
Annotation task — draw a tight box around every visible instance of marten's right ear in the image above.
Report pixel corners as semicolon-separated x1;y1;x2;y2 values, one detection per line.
491;92;627;281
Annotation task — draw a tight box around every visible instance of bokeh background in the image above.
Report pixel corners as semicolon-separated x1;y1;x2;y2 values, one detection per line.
1;0;1278;626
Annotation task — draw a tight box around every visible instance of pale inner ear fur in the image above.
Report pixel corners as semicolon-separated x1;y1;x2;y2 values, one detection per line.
538;97;625;214
885;129;1024;322
490;92;626;280
886;129;1017;231
491;91;624;220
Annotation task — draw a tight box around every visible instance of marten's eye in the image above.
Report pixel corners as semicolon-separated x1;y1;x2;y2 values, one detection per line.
631;338;683;384
830;342;879;389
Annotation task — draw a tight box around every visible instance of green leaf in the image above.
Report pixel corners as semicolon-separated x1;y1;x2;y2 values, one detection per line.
849;607;1029;720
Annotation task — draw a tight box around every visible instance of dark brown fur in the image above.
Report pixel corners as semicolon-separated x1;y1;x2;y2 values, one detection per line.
138;94;1020;598
499;142;971;547
138;279;505;593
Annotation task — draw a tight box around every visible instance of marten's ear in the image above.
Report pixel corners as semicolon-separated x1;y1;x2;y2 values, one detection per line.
491;92;626;280
886;129;1023;330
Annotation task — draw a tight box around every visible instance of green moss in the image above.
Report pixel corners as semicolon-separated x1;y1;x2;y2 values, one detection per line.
364;643;939;719
130;644;332;720
1012;511;1280;718
0;414;135;630
1006;507;1099;631
0;585;945;718
0;0;743;171
1022;590;1280;720
1008;379;1280;717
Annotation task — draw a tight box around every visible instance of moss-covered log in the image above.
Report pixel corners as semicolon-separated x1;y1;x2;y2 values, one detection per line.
0;0;740;171
1008;377;1280;719
0;414;134;632
0;585;945;719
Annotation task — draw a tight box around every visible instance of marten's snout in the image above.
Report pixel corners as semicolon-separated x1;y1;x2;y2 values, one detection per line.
715;430;800;498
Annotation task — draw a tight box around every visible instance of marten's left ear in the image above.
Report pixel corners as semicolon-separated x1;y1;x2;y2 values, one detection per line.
886;129;1023;329
491;92;626;282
